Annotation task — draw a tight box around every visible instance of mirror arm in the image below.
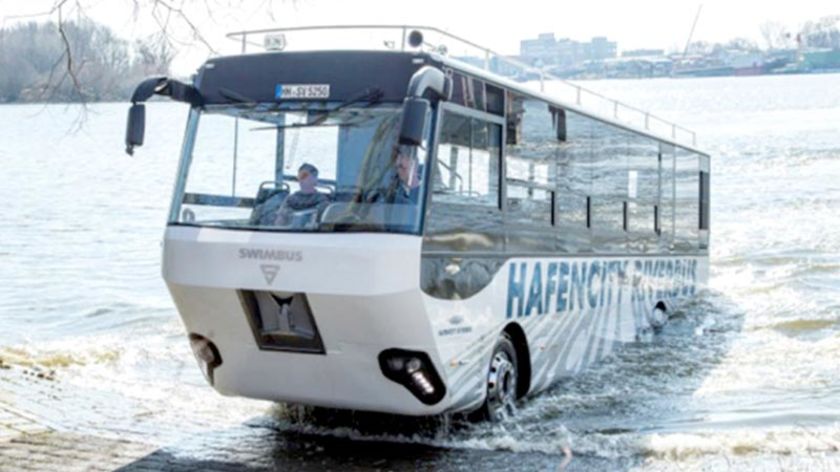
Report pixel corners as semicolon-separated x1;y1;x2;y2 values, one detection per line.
405;66;452;102
129;77;203;107
130;77;167;104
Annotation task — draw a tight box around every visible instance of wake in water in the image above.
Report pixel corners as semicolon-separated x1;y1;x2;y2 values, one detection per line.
229;290;739;460
3;74;840;469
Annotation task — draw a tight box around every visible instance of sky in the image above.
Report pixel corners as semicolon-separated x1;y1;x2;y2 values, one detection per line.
2;0;839;74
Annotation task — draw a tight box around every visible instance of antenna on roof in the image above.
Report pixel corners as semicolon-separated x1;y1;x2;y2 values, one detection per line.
682;4;704;57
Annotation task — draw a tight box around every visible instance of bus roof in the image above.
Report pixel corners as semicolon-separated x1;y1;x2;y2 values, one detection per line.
192;49;707;156
195;50;425;105
221;25;703;153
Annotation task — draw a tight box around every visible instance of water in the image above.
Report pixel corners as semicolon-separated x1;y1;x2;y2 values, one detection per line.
1;73;839;470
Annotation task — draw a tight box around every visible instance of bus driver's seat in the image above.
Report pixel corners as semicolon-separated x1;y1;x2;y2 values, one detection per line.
249;181;290;226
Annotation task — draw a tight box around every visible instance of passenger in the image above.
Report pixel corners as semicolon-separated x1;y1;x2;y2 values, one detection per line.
273;163;330;226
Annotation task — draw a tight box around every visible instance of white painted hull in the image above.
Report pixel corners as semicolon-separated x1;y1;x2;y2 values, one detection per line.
163;226;708;415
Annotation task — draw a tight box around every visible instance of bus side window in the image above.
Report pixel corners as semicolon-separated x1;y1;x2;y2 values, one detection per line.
433;113;500;208
424;110;503;253
504;99;560;253
626;135;663;253
659;143;676;250
556;111;593;253
673;148;701;251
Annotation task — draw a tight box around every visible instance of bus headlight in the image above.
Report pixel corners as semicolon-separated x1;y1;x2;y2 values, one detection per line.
189;333;222;386
378;349;446;405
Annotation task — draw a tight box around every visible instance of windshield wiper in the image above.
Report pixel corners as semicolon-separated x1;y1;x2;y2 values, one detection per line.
219;87;256;105
307;87;384;126
250;123;342;131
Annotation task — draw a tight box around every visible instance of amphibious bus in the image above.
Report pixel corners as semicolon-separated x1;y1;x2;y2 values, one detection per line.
125;27;710;421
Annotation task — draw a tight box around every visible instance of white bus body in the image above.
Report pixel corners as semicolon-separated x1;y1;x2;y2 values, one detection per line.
125;28;710;420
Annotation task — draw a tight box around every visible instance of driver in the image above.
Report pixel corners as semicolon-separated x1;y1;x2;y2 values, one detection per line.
390;144;422;205
273;163;330;226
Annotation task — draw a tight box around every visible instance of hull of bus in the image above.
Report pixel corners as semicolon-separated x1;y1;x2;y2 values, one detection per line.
162;225;708;416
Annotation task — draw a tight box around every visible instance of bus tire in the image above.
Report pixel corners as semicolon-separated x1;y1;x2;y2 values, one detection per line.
480;333;518;422
649;302;668;331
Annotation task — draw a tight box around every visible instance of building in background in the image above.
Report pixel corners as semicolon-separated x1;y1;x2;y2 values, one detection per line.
587;36;618;61
461;29;837;80
520;33;560;66
519;33;618;69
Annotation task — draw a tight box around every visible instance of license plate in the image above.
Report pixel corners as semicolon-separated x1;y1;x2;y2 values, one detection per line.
275;84;330;99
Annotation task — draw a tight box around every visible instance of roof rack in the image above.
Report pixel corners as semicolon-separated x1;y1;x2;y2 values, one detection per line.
226;25;698;148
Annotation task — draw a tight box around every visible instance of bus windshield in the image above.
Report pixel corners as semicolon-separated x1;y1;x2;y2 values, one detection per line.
171;103;430;234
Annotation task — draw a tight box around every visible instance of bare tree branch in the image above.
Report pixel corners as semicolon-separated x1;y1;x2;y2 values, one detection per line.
151;0;218;55
56;3;84;101
0;0;298;113
1;0;69;25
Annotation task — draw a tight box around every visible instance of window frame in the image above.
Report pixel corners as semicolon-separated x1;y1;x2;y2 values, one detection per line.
168;103;425;235
432;103;505;210
699;170;710;230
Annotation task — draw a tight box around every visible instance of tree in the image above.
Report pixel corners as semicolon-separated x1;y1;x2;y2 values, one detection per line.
801;15;840;49
0;20;175;103
760;21;795;50
724;37;759;52
1;1;279;103
134;34;174;77
685;41;715;56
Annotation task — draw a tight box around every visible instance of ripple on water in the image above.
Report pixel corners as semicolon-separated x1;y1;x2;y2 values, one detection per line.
0;345;119;370
2;77;840;468
770;318;838;334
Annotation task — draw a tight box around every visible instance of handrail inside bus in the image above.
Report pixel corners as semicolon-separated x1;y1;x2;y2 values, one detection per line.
224;25;698;148
434;158;465;191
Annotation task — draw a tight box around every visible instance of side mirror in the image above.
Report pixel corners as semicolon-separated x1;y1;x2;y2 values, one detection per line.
399;97;429;146
125;103;146;155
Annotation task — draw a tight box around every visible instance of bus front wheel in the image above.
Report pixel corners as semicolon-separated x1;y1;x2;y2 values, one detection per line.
480;333;518;422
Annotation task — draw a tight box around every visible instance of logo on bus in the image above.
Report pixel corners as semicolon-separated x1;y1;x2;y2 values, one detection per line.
260;265;280;284
505;258;698;319
238;248;303;262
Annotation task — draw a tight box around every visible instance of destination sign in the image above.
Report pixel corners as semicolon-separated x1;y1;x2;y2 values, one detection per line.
275;84;330;99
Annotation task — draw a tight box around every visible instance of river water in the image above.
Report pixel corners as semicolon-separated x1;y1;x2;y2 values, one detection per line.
1;73;839;470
